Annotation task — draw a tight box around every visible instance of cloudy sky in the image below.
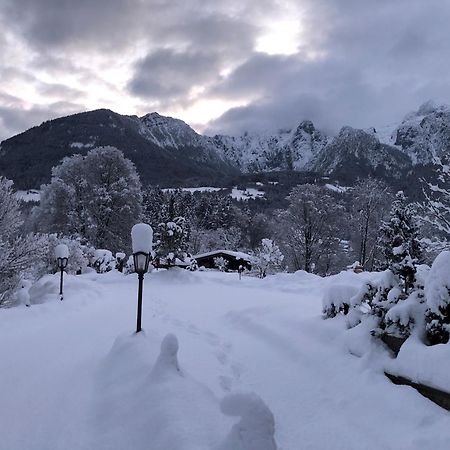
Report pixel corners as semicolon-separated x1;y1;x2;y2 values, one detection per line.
1;0;450;141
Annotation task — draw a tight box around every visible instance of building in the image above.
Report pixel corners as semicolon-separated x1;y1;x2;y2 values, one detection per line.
193;250;252;271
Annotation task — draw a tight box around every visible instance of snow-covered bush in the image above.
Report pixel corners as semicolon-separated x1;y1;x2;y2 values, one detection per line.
383;290;426;338
214;256;228;272
425;251;450;344
252;239;284;278
115;252;126;272
44;234;92;275
381;264;430;337
92;249;115;273
186;257;198;271
322;283;360;318
322;270;397;322
123;255;135;275
155;217;189;267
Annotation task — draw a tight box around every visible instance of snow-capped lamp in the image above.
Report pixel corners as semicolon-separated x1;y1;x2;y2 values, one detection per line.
55;244;69;301
131;223;153;333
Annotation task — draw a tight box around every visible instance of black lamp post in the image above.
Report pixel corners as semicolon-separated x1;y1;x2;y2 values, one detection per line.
131;224;153;333
55;244;69;301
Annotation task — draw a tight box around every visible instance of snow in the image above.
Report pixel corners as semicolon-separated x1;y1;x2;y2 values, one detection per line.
17;280;31;307
162;186;266;201
219;392;277;450
387;335;450;392
55;243;69;258
70;142;95;149
0;270;449;450
322;281;360;313
385;291;425;327
425;250;450;311
324;183;349;193
131;223;153;253
231;187;265;201
16;189;41;202
162;187;224;193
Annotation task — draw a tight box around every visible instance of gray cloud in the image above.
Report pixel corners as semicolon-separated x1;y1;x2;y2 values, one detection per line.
1;0;450;141
129;49;220;101
207;0;450;134
0;101;83;141
1;0;148;51
36;82;85;100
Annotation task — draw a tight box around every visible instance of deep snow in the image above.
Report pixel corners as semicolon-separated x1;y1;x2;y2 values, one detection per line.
0;269;449;450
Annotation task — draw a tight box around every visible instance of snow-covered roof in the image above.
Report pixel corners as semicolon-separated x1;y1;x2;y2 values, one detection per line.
193;250;252;261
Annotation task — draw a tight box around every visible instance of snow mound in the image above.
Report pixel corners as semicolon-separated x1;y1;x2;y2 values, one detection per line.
150;333;182;381
17;279;32;306
218;392;277;450
388;334;450;392
425;250;450;312
94;332;225;450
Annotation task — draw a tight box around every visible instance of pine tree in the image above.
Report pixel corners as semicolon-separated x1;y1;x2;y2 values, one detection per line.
156;217;189;265
379;191;422;293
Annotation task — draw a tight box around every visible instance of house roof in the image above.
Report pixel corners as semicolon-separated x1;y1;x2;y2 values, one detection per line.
193;250;252;262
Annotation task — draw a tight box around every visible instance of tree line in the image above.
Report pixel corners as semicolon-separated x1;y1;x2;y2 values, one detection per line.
1;145;450;306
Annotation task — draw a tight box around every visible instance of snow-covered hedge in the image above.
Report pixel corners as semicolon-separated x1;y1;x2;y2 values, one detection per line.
425;251;450;344
324;251;450;347
92;249;115;273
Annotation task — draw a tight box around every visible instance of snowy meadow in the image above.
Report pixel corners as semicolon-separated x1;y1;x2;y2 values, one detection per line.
1;268;450;450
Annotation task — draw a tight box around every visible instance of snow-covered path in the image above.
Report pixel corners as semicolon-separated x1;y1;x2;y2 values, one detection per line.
0;270;449;450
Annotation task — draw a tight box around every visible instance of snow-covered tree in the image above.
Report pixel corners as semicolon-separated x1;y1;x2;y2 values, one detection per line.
418;156;450;238
156;217;189;265
33;146;142;252
252;239;284;278
0;177;48;306
350;178;392;269
379;191;422;293
279;184;344;273
189;226;242;255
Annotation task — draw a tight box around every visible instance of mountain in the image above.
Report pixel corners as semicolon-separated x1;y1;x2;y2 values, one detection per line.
212;120;328;172
0;109;237;190
311;126;412;183
1;101;449;190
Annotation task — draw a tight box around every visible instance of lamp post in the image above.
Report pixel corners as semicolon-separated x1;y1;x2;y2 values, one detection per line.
131;223;153;333
55;244;69;300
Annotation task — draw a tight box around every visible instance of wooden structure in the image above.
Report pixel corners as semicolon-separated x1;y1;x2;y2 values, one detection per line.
385;372;450;411
193;250;252;271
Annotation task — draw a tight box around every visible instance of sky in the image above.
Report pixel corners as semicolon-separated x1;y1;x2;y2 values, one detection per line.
1;0;450;141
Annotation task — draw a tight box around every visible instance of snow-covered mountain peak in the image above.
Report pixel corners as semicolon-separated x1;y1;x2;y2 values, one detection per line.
212;119;328;172
416;100;450;117
392;101;450;164
138;112;204;149
295;120;315;135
